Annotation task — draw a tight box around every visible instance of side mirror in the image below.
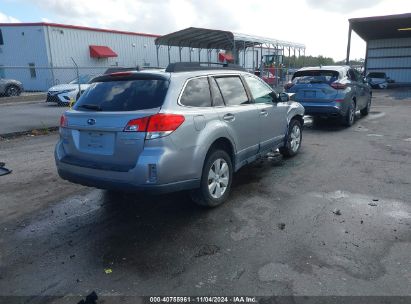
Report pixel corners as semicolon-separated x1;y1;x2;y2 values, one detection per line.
279;92;290;102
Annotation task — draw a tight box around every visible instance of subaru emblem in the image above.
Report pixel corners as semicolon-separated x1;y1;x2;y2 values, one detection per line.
87;118;96;125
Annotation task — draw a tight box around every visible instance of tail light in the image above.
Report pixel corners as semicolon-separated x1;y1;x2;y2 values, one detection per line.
109;71;133;77
60;114;68;127
124;113;185;139
330;82;347;90
284;82;294;90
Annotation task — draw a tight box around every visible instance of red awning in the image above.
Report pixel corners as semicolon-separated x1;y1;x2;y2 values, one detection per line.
218;52;234;63
89;45;118;58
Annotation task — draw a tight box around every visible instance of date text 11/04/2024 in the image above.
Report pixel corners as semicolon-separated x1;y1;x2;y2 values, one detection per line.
149;297;257;303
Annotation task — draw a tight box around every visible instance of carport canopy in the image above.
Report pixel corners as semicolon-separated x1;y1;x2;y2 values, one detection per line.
349;13;411;41
154;27;305;50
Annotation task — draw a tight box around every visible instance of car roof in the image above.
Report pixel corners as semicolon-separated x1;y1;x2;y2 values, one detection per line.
298;65;350;72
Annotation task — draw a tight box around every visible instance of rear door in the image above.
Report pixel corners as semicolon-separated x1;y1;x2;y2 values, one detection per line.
243;75;287;152
61;75;169;171
213;75;260;163
352;69;369;109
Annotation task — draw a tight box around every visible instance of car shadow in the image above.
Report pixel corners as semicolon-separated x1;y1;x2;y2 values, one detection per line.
303;113;364;132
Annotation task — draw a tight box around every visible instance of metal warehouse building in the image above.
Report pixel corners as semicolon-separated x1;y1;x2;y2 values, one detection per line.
0;22;165;91
0;22;304;91
347;13;411;84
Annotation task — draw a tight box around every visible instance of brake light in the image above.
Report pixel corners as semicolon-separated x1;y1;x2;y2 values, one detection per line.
284;82;294;90
330;82;347;90
109;71;133;77
60;114;68;127
124;114;185;139
124;117;150;132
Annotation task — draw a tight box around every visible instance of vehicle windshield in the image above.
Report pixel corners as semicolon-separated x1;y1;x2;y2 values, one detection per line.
69;75;94;84
367;72;386;78
74;79;169;111
292;70;339;84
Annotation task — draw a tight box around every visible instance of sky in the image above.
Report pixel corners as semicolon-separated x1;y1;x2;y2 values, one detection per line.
1;0;411;61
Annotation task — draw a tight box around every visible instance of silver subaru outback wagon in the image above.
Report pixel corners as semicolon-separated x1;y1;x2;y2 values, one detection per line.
55;63;304;207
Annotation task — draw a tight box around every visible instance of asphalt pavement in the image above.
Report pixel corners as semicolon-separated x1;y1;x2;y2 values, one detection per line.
0;101;65;135
0;90;410;302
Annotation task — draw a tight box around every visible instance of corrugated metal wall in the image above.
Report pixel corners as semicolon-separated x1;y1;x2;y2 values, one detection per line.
367;37;411;83
0;25;53;90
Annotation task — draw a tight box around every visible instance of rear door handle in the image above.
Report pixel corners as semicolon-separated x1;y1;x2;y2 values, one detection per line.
223;113;235;122
259;110;268;117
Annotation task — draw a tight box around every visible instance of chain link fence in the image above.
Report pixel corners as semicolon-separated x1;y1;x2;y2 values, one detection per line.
0;65;139;106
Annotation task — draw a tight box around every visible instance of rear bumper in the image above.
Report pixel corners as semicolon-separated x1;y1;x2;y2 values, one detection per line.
298;101;346;117
57;168;199;194
55;139;202;194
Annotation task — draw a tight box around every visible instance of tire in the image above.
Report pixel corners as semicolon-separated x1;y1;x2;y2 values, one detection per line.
5;85;21;97
360;95;371;116
191;149;233;208
343;100;356;127
279;118;302;158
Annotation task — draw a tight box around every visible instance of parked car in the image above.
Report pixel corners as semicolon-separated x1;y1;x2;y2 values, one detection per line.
0;78;24;97
366;72;392;89
46;75;95;106
284;65;372;126
55;62;304;207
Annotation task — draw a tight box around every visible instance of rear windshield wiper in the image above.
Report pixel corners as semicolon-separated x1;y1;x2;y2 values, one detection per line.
78;104;102;111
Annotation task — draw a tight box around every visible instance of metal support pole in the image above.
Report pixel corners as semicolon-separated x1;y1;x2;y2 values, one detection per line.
293;48;296;68
198;48;201;62
303;48;306;67
189;47;192;62
179;47;182;62
364;42;369;76
288;47;291;70
156;45;160;67
259;44;263;78
70;57;81;98
346;23;352;65
243;41;246;68
252;45;255;70
168;46;171;64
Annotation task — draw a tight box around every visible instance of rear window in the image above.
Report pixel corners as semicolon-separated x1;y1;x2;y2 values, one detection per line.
74;79;168;111
292;70;339;84
180;77;211;107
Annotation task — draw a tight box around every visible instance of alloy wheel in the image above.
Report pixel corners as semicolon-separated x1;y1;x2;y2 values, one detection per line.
208;158;229;199
290;125;301;152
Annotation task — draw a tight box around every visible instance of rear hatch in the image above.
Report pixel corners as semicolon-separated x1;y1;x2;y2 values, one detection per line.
60;73;169;172
287;70;340;102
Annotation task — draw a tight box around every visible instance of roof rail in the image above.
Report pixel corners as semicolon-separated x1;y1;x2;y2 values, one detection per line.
165;62;245;73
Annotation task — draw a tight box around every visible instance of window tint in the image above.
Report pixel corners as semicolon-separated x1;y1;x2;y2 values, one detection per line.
214;76;249;106
0;29;3;45
292;70;339;84
74;79;168;112
209;77;224;106
180;77;211;107
244;76;274;104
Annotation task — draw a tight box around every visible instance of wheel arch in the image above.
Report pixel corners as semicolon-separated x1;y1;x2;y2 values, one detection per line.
202;137;236;172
